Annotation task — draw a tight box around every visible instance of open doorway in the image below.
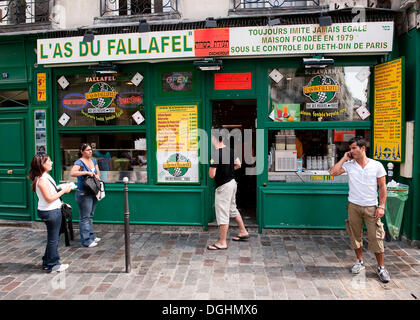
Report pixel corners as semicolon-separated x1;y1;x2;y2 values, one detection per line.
212;99;257;225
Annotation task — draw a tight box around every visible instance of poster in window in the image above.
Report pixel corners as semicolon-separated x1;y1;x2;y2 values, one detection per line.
57;73;145;126
34;110;47;154
269;67;370;122
301;72;342;121
156;105;199;184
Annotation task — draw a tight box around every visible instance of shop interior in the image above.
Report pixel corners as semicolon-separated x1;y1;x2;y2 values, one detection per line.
60;133;147;183
212;99;257;224
267;129;371;183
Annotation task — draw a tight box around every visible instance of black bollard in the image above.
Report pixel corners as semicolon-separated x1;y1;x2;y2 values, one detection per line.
123;177;131;273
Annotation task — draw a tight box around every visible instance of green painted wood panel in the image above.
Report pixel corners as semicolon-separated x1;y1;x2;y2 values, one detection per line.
0;118;25;164
0;110;30;220
0;41;27;83
0;177;27;208
58;187;206;225
261;186;349;229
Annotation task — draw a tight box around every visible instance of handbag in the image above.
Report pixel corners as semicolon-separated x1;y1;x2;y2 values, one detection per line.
84;175;101;196
47;179;74;246
96;181;106;201
79;160;102;196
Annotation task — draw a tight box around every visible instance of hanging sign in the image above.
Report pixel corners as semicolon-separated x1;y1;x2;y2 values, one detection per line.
373;58;404;162
156;105;199;183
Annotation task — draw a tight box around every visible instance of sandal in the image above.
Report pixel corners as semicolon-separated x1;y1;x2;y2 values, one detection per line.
232;235;249;241
207;244;228;250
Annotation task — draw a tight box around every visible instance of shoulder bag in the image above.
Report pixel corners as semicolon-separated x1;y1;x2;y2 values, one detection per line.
47;178;74;246
79;160;102;196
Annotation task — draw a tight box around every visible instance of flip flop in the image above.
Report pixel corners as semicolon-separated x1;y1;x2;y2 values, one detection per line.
207;244;228;250
232;235;249;241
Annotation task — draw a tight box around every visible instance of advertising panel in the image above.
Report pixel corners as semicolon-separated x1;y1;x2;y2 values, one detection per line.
156;105;199;183
373;58;404;162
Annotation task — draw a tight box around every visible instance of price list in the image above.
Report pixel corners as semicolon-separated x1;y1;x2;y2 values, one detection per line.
156;105;198;152
373;58;403;162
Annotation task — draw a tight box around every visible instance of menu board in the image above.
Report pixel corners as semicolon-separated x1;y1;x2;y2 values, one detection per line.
156;105;199;183
373;58;404;162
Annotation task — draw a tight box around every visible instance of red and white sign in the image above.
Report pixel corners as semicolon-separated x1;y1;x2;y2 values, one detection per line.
214;73;252;90
194;28;229;57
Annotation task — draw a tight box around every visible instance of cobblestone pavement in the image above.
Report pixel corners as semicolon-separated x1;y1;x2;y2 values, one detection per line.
0;226;419;300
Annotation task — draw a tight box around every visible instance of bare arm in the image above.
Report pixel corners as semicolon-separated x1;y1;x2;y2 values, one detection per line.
209;167;216;179
375;176;387;219
329;152;351;176
234;157;241;170
95;164;101;179
70;164;94;178
38;177;72;203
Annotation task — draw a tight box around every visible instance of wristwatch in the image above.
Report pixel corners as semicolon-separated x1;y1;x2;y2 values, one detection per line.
377;205;385;209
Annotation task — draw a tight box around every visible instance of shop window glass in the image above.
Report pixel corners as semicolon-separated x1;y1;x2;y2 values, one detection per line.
269;67;370;122
161;71;193;93
57;73;145;127
0;90;28;107
267;129;371;183
60;133;147;184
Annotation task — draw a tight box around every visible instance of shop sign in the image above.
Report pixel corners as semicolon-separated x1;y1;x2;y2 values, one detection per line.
373;58;404;162
214;73;252;90
195;28;229;57
58;75;144;124
162;72;192;92
37;73;47;101
38;30;195;65
303;75;339;109
116;92;143;108
334;129;356;142
37;22;393;65
156;105;199;183
301;73;345;121
62;93;88;110
310;175;334;181
229;22;393;57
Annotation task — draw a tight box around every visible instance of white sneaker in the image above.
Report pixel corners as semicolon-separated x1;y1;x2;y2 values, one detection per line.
88;241;98;248
351;260;365;274
94;237;101;243
51;264;69;273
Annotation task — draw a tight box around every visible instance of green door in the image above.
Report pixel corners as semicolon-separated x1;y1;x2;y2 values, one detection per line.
0;107;31;220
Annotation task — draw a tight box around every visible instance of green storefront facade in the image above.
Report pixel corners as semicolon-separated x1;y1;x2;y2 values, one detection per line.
1;17;419;242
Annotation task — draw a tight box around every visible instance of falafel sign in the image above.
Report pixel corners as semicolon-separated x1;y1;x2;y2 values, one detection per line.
37;22;393;64
373;58;404;162
156;105;199;183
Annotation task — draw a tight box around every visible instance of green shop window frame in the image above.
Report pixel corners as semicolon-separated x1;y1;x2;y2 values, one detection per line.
262;57;376;187
52;65;149;184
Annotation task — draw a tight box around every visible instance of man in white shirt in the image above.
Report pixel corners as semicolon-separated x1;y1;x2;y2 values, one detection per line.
330;136;390;283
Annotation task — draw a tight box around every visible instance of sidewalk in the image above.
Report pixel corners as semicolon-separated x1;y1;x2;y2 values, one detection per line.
0;225;419;300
